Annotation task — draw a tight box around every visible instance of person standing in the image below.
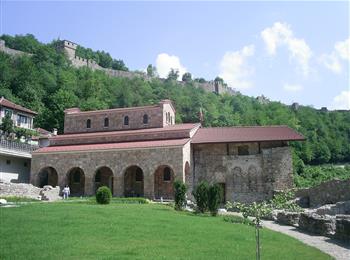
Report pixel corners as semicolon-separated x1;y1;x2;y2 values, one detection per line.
62;185;70;200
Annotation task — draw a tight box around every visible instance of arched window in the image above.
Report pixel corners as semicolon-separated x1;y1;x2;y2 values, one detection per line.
86;119;91;129
124;116;129;126
104;117;109;127
163;167;171;181
135;168;143;182
143;114;148;124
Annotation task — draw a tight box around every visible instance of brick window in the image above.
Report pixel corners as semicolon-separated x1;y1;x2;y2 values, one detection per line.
6;160;11;165
124;116;129;126
143;114;148;124
163;167;171;181
24;162;28;167
238;145;249;155
104;117;109;127
86;119;91;129
135;168;143;182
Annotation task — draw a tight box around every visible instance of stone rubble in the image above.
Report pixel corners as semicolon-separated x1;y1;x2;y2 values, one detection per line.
0;181;61;201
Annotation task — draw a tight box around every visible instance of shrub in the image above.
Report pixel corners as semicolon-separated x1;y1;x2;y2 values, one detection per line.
174;180;187;211
208;183;222;216
192;181;209;213
95;186;112;204
270;190;302;212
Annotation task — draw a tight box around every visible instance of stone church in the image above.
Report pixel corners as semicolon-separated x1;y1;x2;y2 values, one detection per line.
31;99;304;202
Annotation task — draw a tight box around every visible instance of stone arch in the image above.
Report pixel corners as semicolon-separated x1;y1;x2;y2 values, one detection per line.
94;166;114;194
154;165;175;200
124;165;144;197
37;167;58;188
66;167;85;196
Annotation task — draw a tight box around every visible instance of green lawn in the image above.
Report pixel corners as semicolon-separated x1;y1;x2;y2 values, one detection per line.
0;202;331;259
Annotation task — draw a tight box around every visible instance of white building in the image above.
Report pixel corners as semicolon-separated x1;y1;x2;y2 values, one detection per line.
0;97;38;183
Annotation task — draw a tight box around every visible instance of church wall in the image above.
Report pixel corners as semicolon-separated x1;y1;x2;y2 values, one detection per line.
192;142;293;203
31;145;185;199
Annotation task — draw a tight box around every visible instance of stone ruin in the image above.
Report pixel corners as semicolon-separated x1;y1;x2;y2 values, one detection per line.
273;179;350;243
0;180;61;201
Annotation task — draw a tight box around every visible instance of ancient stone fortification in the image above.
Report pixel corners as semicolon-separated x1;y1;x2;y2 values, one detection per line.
57;40;235;95
296;178;350;207
0;40;31;56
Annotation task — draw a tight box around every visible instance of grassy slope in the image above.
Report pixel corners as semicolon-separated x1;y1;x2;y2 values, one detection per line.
0;203;330;260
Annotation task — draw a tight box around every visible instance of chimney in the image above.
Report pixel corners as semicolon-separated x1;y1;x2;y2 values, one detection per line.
53;128;58;136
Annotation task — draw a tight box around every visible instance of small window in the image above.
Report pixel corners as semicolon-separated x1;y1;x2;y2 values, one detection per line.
238;145;249;155
104;117;109;127
143;114;148;124
163;167;171;181
73;171;81;183
24;162;28;167
86;119;91;129
5;109;12;117
135;168;143;182
6;160;11;165
124;116;129;126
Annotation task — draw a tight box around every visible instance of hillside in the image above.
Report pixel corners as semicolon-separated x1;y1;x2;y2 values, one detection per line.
0;34;349;171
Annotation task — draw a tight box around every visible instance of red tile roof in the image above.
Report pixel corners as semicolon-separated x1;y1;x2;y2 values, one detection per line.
34;138;190;153
0;97;38;115
191;126;305;144
51;123;200;140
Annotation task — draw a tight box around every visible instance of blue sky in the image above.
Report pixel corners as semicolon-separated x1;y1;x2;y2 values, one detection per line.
1;1;349;109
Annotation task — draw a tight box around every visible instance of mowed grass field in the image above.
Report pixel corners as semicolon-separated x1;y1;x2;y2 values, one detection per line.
0;202;331;260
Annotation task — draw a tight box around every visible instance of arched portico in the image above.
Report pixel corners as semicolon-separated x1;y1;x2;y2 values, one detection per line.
66;167;85;196
94;166;114;194
124;165;144;197
154;165;174;200
37;167;58;188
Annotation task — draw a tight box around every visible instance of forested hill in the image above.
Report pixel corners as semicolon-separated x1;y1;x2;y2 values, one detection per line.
0;34;349;168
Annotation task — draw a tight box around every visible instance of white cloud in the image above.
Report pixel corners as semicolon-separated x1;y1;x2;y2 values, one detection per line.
321;37;350;74
335;38;350;61
261;22;312;76
155;53;187;79
218;44;255;90
330;90;350;110
283;83;303;92
320;53;342;74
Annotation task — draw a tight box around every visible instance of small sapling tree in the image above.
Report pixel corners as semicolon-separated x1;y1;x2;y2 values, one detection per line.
226;201;272;260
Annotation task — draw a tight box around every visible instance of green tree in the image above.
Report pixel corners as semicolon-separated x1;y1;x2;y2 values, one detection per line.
146;64;157;77
0;113;14;136
192;181;209;213
167;69;179;81
174;180;187;211
182;72;192;82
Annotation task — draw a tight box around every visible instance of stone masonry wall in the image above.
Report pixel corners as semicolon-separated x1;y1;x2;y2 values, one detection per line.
31;145;186;199
192;142;293;203
296;178;350;207
64;106;163;134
